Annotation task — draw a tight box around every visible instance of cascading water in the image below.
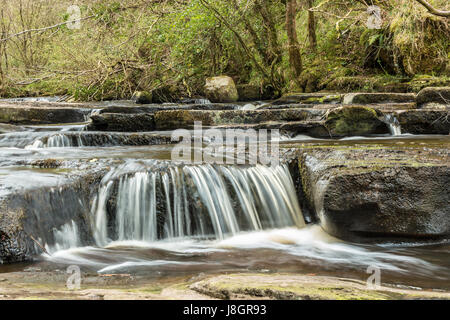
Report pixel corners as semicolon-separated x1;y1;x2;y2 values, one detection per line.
384;114;402;136
91;162;304;246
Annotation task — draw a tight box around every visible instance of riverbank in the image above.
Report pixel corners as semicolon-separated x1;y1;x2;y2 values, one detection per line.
1;270;449;300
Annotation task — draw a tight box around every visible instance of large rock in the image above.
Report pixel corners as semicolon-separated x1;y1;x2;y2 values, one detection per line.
154;109;323;130
87;113;155;132
343;93;415;105
204;76;239;103
416;87;450;106
0;103;88;125
298;142;450;242
397;110;450;134
324;106;389;137
0;168;105;263
132;91;153;104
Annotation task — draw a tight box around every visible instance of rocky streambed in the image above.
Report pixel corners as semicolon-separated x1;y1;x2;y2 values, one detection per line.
0;88;449;300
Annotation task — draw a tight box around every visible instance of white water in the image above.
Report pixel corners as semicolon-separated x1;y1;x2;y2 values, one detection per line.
92;163;303;245
45;220;80;254
384;114;402;136
45;226;442;277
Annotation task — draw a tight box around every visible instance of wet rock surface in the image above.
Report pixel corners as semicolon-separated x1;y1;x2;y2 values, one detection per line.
0;164;107;263
416;87;450;106
293;138;450;242
397;110;450;135
343;93;416;105
88;113;156;132
324;106;389;137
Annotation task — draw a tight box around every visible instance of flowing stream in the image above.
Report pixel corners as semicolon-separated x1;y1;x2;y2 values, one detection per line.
0;115;448;291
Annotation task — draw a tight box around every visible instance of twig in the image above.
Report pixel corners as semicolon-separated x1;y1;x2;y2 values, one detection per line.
28;234;51;256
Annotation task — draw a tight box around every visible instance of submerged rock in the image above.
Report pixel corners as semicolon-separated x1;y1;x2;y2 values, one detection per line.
204;76;239;103
297;142;450;242
324;106;389;137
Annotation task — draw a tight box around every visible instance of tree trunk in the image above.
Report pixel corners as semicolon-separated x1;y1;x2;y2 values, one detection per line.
286;0;302;78
307;0;317;52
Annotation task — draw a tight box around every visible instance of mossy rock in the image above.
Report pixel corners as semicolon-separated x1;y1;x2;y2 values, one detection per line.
204;76;239;103
408;76;450;93
88;113;155;132
325;105;388;137
154;110;214;130
132;91;153;104
416;87;450;106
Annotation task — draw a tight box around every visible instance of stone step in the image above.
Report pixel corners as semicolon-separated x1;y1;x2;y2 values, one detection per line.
343;93;416;105
153;109;324;130
0;102;93;125
272;93;343;105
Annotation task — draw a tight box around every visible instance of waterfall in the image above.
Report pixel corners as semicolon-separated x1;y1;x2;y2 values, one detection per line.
384;114;402;136
92;163;304;246
194;98;211;105
45;220;80;254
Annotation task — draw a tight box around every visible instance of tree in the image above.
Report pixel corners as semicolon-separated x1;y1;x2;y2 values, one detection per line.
307;0;317;51
286;0;302;78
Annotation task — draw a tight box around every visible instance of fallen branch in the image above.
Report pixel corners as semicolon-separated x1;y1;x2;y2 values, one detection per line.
0;16;96;43
414;0;450;18
28;234;51;256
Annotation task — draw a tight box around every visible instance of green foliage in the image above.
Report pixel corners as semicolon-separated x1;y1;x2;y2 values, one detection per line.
0;0;448;100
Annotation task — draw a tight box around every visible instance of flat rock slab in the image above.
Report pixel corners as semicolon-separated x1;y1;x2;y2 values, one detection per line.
396;110;450;134
417;87;450;106
190;273;450;300
273;93;343;105
98;104;239;115
0;102;93;125
88;113;156;132
343;93;416;105
154;109;324;130
295;138;450;242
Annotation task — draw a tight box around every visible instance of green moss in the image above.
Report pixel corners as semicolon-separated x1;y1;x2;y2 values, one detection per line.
325;106;384;136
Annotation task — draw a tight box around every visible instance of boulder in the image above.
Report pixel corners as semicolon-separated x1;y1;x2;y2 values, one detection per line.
324;106;389;137
152;84;182;103
87;113;155;132
236;84;277;101
298;143;450;242
236;84;262;101
416;87;450;106
204;76;239;103
132;91;152;104
397;110;450;135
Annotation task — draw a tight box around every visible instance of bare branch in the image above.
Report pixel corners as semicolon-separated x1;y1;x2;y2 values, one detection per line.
414;0;450;18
